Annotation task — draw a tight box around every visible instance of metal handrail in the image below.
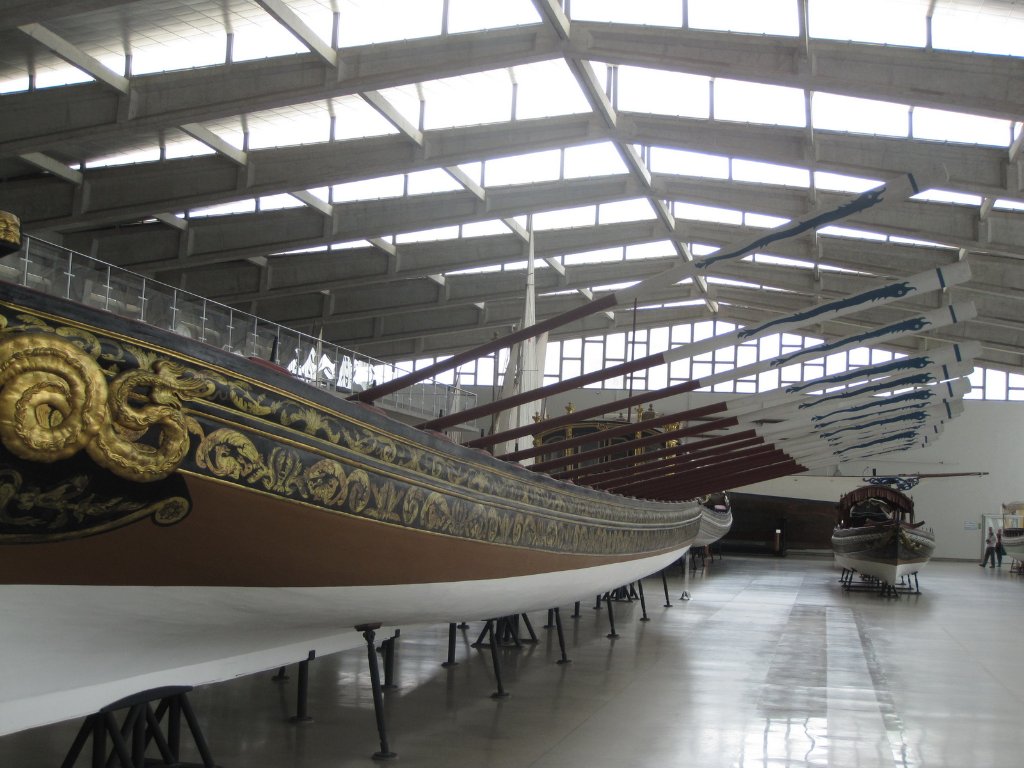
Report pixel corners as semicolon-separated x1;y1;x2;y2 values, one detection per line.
0;236;477;423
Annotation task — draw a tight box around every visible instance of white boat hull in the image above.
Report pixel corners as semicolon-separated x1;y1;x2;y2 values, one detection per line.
0;547;688;736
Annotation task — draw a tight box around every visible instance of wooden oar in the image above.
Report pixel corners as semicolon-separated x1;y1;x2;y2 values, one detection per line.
354;170;941;404
571;367;969;489
419;260;970;430
554;345;976;482
600;402;960;497
494;302;975;461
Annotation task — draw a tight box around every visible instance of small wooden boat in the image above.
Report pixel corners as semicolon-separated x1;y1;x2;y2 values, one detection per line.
831;485;935;587
1001;528;1024;571
694;492;733;548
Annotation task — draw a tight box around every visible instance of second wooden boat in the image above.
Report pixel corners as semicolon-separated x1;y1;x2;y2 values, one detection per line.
831;485;936;586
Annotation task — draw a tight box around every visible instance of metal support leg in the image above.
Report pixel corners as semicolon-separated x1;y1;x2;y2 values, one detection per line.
520;613;539;643
357;624;397;761
572;601;580;618
272;666;289;681
289;651;315;723
661;569;672;607
62;688;215;768
637;578;650;621
553;607;571;665
484;620;510;699
604;592;618;638
382;634;397;690
543;608;555;629
442;622;459;667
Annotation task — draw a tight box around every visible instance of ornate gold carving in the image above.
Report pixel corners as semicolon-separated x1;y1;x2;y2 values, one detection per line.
0;333;211;482
0;334;108;462
0;211;20;255
0;465;191;542
87;361;215;482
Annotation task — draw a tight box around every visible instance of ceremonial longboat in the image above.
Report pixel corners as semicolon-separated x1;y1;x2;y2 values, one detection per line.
0;173;979;732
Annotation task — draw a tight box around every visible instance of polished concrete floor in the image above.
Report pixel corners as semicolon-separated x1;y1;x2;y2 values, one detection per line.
2;554;1022;767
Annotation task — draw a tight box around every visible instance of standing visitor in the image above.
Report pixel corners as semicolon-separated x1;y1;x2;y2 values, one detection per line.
980;527;997;568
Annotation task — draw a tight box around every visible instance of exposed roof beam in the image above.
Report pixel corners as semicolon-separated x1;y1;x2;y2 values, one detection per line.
18;152;82;184
360;90;423;145
17;23;128;93
178;124;248;166
254;0;337;68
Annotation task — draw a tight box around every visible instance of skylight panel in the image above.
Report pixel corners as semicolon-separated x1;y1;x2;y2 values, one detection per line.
86;147;161;168
650;148;730;179
994;199;1024;212
396;225;462;244
912;107;1012;147
808;0;927;47
616;66;711;118
931;6;1024;56
563;142;629;178
570;0;682;26
688;0;799;36
232;17;308;62
911;189;983;206
599;199;657;225
564;248;624;266
332;175;405;202
329;240;373;251
750;253;814;268
675;202;743;226
732;159;809;189
591;281;640;292
406;169;464;195
337;0;443;46
531;206;597;230
244;103;335;149
707;276;763;290
31;65;93;90
0;75;30;94
258;194;304;212
445;0;540;33
814;171;882;193
745;212;790;229
372;84;423;132
447;264;501;275
483;149;561;186
511;60;591;119
189;199;257;218
812;93;908;137
123;30;224;76
887;235;954;249
331;96;401;140
817;225;887;242
421;70;514;130
713;79;806;127
626;241;675;260
460;220;511;237
690;243;719;257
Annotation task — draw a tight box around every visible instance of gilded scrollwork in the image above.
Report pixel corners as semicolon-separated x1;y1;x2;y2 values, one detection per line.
0;301;698;553
0;461;192;542
87;360;215;482
0;334;108;463
0;332;215;483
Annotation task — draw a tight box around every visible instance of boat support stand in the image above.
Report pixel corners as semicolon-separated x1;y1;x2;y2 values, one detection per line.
479;619;511;699
61;686;217;768
356;623;397;761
